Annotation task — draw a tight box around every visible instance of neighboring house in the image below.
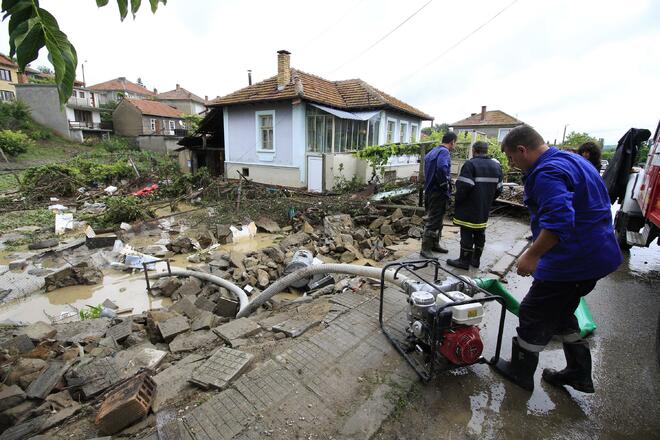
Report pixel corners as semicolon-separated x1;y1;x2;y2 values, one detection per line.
156;84;207;115
179;50;432;191
450;106;525;142
0;54;18;102
113;98;186;154
89;77;156;105
15;84;111;142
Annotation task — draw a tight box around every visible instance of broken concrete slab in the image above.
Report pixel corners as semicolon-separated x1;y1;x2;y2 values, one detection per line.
170;296;201;320
8;260;27;272
255;217;281;233
102;299;118;310
490;254;517;276
0;414;48;440
150;277;182;297
26;360;70;399
27;238;59;250
1;334;35;354
191;311;216;331
214;296;238;317
278;232;310;250
17;321;57;342
152;354;205;412
105;318;133;343
194;295;216;313
189;347;253;390
0;385;26;412
157;315;190;342
41;402;82;432
212;318;261;345
174;277;202;298
272;319;321;338
53;318;111;344
168;330;218;353
85;235;118;250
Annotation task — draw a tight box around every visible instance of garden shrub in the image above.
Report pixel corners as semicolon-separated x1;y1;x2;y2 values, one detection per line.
0;129;35;156
21;163;83;198
103;196;153;224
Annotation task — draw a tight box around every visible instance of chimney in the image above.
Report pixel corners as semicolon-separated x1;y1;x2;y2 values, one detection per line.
119;76;126;81
480;105;486;121
248;69;252;86
176;84;180;90
277;50;291;91
153;88;158;94
204;95;208;103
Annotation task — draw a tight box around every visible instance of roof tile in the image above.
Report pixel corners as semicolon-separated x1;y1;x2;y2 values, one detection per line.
89;77;155;96
451;110;523;127
156;86;205;104
124;98;183;118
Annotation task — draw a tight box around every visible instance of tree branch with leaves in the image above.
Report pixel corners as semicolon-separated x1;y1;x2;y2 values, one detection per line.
2;0;167;104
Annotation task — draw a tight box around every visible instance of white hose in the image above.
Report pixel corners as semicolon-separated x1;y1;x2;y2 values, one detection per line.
236;264;411;318
150;270;249;314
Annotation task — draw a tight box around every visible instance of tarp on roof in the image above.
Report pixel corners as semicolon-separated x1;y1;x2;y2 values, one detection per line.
310;103;379;121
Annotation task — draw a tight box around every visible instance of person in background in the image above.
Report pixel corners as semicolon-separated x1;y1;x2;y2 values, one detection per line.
447;141;503;269
421;132;456;258
493;126;622;393
577;141;602;170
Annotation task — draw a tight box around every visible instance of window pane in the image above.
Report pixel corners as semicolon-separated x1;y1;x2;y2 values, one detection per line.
316;116;324;152
307;116;316;152
326;116;333;153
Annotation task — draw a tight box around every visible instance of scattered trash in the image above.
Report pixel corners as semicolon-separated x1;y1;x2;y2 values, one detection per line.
229;221;257;243
55;213;74;234
49;204;68;212
104;185;118;195
370;186;417;202
49;197;59;202
132;184;159;197
120;222;132;232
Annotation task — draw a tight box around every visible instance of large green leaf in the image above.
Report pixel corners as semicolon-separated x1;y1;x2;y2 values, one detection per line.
2;0;167;104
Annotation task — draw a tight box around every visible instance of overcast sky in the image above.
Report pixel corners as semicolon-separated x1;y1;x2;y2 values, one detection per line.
1;0;659;144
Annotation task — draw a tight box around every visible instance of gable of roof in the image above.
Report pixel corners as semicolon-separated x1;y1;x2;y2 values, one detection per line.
451;110;523;127
124;98;183;118
210;68;432;120
89;77;155;96
0;54;17;68
156;86;205;104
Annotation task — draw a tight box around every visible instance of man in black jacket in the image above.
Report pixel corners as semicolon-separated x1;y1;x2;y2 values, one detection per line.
447;141;503;269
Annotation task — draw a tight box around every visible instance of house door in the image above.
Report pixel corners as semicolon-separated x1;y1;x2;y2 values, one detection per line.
307;155;323;193
155;120;161;134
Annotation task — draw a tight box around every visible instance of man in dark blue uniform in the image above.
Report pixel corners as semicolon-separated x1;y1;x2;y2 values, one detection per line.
421;132;456;259
447;141;503;269
493;126;622;392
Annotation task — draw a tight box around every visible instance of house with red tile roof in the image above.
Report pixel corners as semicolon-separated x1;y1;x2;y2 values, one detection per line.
156;84;207;115
89;77;155;104
0;54;18;102
451;106;525;142
181;50;432;190
113;98;186;154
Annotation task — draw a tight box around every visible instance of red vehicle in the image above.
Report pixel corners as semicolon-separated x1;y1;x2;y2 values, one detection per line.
610;122;660;249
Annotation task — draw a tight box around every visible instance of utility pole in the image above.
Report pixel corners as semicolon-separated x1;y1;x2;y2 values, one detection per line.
81;60;87;87
562;123;569;144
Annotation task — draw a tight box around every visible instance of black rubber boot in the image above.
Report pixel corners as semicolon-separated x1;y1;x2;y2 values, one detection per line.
433;233;449;254
420;231;443;259
470;247;483;268
542;340;594;393
493;337;539;391
447;248;472;270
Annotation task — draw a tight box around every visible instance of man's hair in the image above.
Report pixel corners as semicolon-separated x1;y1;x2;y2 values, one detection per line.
472;141;489;155
577;141;602;168
501;125;544;151
442;131;457;144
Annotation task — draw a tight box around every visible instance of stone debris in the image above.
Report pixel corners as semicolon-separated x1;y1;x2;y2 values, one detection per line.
212;318;261;346
27;238;59;250
26;360;70;399
152;354;205;411
168;330;218;353
44;262;103;292
272;319;321;338
191;311;216;331
0;386;26;412
0;335;34;354
105;318;133;344
255;216;281;233
157;315;190;342
189;347;253;390
53;318;111;344
95;371;156;435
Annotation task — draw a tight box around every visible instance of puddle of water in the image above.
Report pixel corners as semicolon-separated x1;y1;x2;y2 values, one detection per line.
218;233;281;254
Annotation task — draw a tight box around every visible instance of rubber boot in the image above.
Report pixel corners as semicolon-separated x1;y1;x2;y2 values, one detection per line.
433;233;449;254
542;340;594;393
447;248;472;270
492;337;539;391
470;247;483;268
420;231;443;259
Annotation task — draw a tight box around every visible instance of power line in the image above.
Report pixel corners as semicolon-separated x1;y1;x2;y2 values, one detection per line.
329;0;434;75
393;0;519;86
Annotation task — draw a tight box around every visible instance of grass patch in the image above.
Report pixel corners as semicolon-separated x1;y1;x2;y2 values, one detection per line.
385;381;421;421
0;209;53;234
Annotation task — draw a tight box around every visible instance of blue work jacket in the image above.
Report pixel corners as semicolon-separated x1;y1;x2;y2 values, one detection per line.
523;147;623;281
424;145;452;198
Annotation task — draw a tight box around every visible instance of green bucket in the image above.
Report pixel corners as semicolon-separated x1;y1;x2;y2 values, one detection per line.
474;278;597;337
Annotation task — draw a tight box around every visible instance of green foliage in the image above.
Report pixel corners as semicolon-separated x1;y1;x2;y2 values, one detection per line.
99;136;137;152
486;138;509;175
354;143;426;182
0;208;51;233
103;195;153;224
562;131;599;148
79;304;103;320
99;100;118;124
73;160;134;184
0;100;32;131
37;65;53;74
3;0;167;104
601;149;615;161
182;113;203;132
27;127;52;140
158;167;211;198
21;163;83;198
0;129;35;156
333;163;363;192
27;75;56;85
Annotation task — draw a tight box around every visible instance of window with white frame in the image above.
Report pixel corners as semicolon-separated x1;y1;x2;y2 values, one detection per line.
498;128;512;142
306;106;333;153
367;115;380;146
411;124;418;142
0;90;15;101
399;122;408;143
150;118;156;132
169;120;176;131
386;119;396;144
256;111;275;151
0;69;11;82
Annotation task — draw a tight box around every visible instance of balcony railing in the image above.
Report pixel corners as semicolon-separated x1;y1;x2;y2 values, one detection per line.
67;96;97;108
69;121;112;130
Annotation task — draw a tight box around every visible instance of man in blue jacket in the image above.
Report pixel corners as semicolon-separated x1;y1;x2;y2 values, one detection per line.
421;132;456;258
493;126;622;393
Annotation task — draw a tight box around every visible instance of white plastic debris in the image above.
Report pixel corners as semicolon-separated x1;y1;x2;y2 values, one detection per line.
48;204;68;212
104;185;118;195
120;222;132;231
49;197;59;202
85;225;96;238
55;213;74;234
230;221;257;243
